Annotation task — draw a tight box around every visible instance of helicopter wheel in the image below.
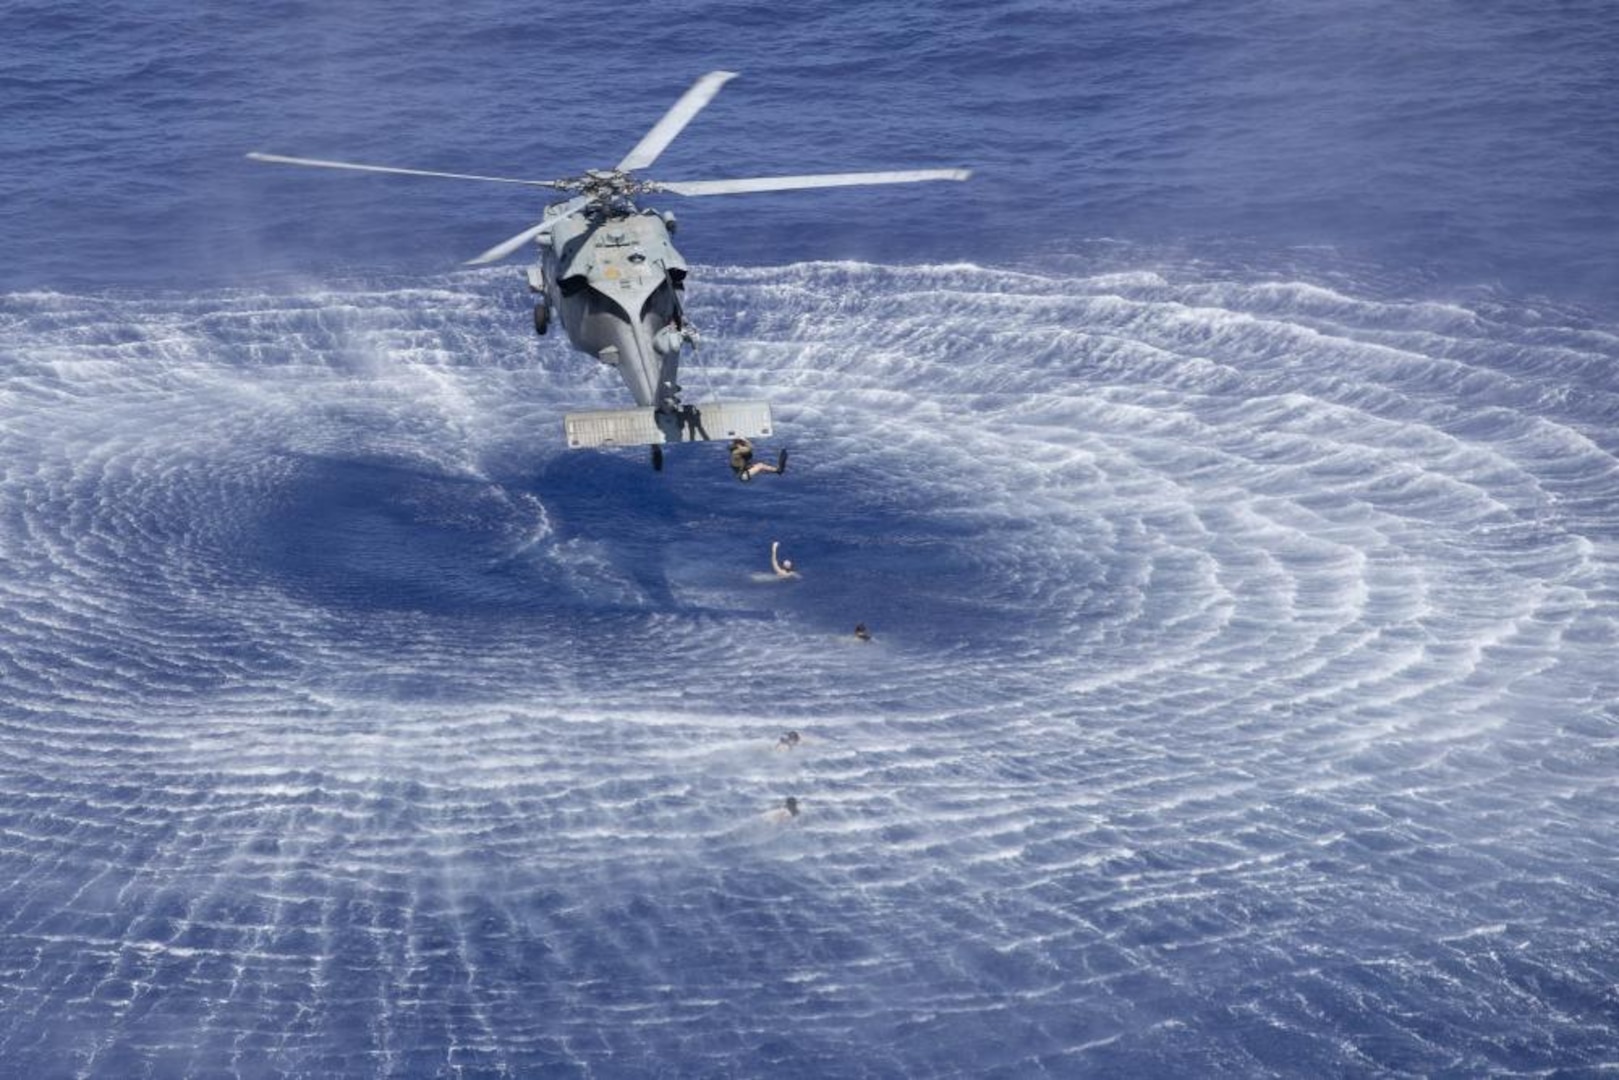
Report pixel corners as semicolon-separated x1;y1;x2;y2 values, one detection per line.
533;301;550;336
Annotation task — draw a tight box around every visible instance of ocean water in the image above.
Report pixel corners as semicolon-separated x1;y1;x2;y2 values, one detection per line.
3;1;1618;1077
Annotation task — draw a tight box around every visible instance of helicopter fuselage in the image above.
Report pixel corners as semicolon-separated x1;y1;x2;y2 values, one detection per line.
246;69;969;457
535;203;690;412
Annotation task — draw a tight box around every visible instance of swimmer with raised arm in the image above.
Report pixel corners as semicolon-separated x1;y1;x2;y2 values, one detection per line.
771;541;799;579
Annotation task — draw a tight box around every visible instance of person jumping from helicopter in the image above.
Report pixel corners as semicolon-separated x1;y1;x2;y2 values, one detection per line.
729;437;787;482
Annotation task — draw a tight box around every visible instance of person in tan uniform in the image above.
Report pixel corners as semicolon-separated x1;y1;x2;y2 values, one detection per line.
729;437;787;482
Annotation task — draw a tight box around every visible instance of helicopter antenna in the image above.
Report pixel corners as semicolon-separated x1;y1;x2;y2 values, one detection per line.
617;71;738;172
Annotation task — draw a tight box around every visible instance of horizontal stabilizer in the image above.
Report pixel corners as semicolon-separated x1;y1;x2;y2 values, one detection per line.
564;401;774;449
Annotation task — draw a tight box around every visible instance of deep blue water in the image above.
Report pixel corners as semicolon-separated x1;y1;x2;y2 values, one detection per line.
3;2;1619;1077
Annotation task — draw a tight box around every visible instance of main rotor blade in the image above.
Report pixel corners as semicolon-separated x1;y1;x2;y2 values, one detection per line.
466;195;590;265
652;168;972;197
247;152;564;188
615;70;738;173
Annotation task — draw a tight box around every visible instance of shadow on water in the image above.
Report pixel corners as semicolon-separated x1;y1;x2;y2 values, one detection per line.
247;448;690;617
243;425;1066;666
249;448;769;622
520;436;1060;656
250;452;547;615
516;449;691;611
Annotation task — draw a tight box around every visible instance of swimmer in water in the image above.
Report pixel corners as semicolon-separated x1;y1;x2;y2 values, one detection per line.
854;622;872;642
775;730;801;751
765;796;801;823
771;540;799;579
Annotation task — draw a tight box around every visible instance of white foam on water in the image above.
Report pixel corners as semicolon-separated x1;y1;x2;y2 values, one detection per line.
2;261;1617;1073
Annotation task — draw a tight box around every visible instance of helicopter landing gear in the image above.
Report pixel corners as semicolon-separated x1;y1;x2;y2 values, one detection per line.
533;298;550;336
651;444;664;472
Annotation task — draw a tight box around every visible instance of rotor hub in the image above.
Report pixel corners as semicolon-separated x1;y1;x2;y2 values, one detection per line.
562;169;650;199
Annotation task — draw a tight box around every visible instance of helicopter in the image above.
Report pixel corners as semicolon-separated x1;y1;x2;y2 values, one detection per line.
248;71;969;469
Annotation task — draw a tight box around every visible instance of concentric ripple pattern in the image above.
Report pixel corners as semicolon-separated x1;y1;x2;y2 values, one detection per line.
1;262;1616;1076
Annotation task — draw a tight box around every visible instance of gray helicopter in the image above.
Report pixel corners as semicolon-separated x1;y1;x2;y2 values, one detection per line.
248;71;969;469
